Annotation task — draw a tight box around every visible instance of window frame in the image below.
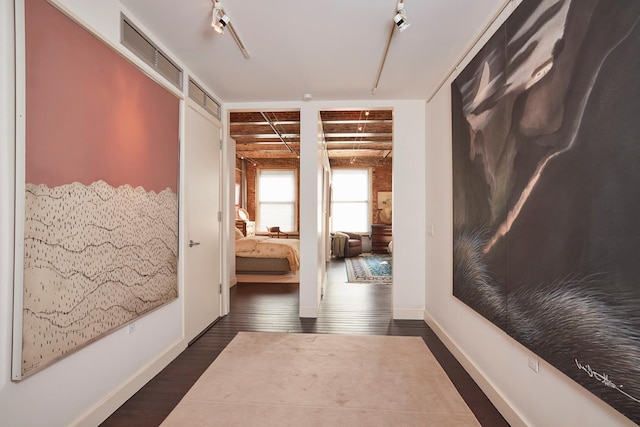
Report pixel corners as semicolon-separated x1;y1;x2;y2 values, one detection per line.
255;168;298;232
330;168;372;233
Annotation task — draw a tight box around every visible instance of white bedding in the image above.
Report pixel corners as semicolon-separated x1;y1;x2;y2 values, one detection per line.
235;236;300;272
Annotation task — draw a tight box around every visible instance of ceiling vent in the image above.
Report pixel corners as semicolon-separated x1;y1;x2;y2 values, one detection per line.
188;79;221;119
121;15;183;90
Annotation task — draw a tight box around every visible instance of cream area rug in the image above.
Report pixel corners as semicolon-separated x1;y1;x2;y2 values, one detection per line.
161;332;480;427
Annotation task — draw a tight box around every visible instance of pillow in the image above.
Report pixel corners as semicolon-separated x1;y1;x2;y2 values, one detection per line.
235;227;244;240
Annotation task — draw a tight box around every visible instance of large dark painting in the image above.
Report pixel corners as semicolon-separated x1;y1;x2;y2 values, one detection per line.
452;0;640;422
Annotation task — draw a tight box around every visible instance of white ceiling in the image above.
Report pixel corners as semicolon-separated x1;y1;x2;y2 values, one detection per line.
119;0;507;103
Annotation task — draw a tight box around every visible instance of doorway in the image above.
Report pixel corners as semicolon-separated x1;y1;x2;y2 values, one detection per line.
321;109;393;295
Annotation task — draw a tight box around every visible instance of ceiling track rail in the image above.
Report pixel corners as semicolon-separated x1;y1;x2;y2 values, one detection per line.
227;21;250;59
260;112;297;155
212;0;250;59
371;22;396;95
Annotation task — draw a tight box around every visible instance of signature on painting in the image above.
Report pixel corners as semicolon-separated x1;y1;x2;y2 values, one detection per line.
575;359;640;404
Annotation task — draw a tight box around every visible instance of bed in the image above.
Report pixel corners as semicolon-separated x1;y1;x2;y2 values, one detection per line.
235;235;300;274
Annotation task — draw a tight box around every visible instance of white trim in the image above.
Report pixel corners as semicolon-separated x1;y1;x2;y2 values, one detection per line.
392;308;424;320
423;312;528;427
299;306;318;318
1;0;17;387
11;0;26;381
69;339;186;427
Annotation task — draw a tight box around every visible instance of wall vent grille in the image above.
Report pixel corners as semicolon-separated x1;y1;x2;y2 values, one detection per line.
188;78;221;119
121;15;183;90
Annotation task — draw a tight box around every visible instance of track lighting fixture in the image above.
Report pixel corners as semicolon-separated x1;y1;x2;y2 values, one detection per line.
211;1;227;33
212;13;229;34
393;12;410;32
210;0;251;59
394;2;411;32
371;0;410;94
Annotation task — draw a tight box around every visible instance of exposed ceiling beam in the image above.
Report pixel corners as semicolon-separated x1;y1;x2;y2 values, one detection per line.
328;150;394;158
230;133;300;139
322;132;392;138
326;143;392;149
238;151;300;159
320;119;392;125
236;143;300;150
230;121;299;126
232;134;391;140
324;139;392;144
231;109;393;162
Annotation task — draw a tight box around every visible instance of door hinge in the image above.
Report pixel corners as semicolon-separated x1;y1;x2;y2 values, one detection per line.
219;283;222;294
217;211;222;222
219;138;222;150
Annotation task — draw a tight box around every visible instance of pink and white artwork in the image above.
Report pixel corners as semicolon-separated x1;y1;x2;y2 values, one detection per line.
15;0;180;378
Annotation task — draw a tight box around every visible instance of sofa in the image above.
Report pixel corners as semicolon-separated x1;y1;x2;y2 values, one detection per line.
332;232;363;258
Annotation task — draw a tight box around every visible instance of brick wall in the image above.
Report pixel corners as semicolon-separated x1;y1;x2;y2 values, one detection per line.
239;157;392;232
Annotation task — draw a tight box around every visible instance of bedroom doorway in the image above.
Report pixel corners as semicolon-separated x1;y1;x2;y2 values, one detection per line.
230;110;301;285
322;108;394;306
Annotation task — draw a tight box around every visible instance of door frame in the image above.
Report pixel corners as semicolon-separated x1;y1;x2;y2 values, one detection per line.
182;99;224;343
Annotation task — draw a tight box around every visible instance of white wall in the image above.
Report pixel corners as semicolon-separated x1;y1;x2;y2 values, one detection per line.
389;101;426;319
423;3;636;426
0;1;224;425
299;104;325;317
225;135;238;297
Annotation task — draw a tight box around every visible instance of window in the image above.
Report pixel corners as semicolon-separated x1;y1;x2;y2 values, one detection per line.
331;169;370;233
257;170;296;232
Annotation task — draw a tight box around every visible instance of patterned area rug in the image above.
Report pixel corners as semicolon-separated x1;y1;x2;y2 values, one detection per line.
345;253;392;284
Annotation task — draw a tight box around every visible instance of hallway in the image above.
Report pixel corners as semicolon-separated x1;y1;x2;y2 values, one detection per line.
101;259;508;426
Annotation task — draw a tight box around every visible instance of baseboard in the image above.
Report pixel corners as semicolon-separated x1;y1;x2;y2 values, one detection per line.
424;312;528;427
299;306;318;318
70;338;187;427
393;308;424;320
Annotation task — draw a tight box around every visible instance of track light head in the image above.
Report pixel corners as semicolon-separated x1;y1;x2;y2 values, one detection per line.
394;12;410;32
212;13;229;34
209;0;251;58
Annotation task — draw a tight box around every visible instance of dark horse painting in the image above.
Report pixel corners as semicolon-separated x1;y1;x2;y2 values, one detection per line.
452;0;640;422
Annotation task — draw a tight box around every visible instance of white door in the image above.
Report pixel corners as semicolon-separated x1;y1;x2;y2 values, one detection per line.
184;103;221;343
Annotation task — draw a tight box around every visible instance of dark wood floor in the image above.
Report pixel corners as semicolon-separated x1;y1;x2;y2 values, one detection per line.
101;259;509;426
